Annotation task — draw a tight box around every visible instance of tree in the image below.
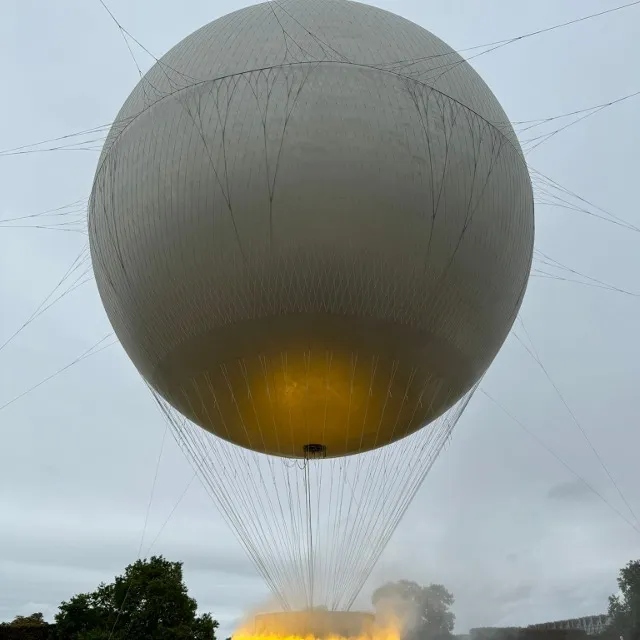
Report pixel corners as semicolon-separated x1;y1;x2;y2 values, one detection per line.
607;559;640;640
3;613;47;626
54;555;218;640
372;580;455;640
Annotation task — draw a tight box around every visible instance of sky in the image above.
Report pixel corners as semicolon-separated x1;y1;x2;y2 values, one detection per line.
1;0;639;636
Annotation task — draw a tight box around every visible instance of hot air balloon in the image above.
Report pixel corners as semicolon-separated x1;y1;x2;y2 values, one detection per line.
88;0;533;623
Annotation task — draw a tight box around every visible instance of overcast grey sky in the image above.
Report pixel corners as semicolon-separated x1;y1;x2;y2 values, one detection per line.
1;0;639;636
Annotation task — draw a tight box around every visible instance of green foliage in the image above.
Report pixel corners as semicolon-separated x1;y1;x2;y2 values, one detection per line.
0;630;52;640
607;559;640;640
0;613;52;640
373;579;455;640
54;555;218;640
0;614;52;640
1;614;47;628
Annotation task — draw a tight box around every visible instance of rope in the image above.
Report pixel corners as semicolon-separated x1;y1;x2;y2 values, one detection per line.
511;324;640;528
153;379;475;611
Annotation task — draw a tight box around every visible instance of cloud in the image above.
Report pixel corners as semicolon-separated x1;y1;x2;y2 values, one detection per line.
547;480;598;503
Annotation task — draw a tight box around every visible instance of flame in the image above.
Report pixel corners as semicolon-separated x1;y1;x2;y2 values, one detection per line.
233;631;401;640
232;618;402;640
233;634;400;640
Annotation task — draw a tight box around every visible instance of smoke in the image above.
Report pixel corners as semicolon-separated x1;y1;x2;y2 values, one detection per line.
231;601;403;640
229;581;427;640
232;595;287;636
372;593;421;639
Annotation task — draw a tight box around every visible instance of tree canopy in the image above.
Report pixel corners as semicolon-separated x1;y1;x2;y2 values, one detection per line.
372;579;455;640
54;555;217;640
607;559;640;640
1;613;47;627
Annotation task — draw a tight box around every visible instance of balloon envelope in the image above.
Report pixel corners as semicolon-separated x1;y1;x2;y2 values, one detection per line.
88;0;534;458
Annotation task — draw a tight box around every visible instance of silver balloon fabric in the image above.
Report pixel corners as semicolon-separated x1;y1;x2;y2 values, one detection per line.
88;0;534;457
